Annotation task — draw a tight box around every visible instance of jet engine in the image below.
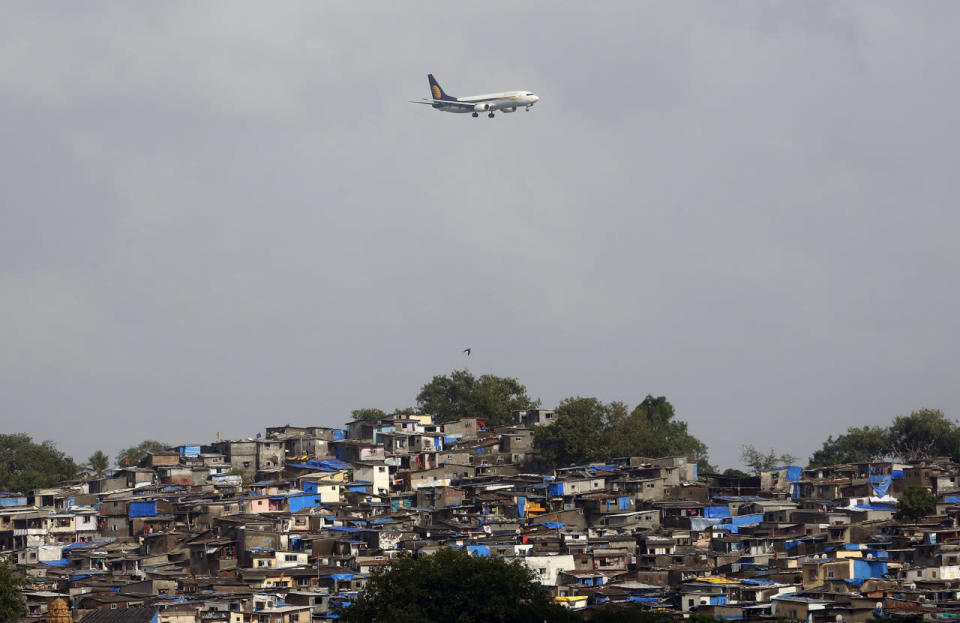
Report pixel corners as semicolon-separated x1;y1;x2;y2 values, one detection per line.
473;102;492;112
502;107;517;113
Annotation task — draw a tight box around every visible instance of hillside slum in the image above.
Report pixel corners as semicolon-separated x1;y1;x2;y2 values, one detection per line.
5;409;960;622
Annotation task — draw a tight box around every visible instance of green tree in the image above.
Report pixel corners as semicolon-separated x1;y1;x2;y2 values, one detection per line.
740;445;797;476
337;547;577;623
721;468;751;479
808;425;892;468
889;409;959;460
0;434;78;493
86;450;110;477
351;408;387;421
895;484;936;523
0;556;25;623
586;606;678;623
533;396;711;470
415;369;539;427
607;395;710;469
534;397;610;467
115;440;168;467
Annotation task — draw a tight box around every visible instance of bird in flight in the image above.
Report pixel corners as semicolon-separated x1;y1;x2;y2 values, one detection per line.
463;348;471;356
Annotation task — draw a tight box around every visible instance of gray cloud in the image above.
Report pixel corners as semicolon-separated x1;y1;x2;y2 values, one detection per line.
1;2;958;468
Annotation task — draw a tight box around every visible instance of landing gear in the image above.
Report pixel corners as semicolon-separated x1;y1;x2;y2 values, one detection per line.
488;112;495;118
472;112;478;118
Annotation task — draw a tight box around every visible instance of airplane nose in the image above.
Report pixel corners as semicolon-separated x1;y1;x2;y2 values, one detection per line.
532;95;540;103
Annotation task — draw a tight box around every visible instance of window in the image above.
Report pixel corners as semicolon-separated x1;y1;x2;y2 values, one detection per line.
285;554;298;562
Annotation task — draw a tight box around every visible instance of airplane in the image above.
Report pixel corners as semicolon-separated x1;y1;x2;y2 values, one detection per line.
410;74;539;118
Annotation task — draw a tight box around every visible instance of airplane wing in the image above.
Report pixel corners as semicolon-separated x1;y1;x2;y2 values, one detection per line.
408;98;476;107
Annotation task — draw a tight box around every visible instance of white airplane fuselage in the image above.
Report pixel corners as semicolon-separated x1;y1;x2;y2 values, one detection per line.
435;91;540;114
412;75;540;118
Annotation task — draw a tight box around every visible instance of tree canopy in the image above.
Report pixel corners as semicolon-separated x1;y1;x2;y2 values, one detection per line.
890;409;958;460
415;369;539;427
808;409;959;466
351;408;387;421
337;547;577;623
808;426;892;468
86;451;110;477
895;485;936;523
0;555;25;622
0;434;78;493
533;395;710;470
116;440;169;467
740;445;797;476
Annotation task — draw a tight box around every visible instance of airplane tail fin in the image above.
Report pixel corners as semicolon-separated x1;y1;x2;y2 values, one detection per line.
428;74;454;101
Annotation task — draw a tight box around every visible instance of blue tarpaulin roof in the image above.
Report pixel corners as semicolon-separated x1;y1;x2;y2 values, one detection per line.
292;459;352;471
467;545;491;557
540;522;564;529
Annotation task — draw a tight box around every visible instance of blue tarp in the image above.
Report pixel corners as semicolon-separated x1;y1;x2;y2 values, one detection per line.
517;496;526;518
704;505;732;519
467;545;491;557
179;445;200;457
329;574;354;581
727;513;763;527
541;522;564;529
853;559;888;579
945;496;960;503
288;494;324;513
42;559;68;567
129;501;158;517
548;483;564;496
61;542;87;550
293;459;352;472
786;466;803;482
740;579;777;585
869;474;892;497
333;430;346;441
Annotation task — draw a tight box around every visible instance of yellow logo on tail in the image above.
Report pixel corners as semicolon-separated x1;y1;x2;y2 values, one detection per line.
432;85;442;99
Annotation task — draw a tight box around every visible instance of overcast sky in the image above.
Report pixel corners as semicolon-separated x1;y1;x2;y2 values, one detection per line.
2;2;958;470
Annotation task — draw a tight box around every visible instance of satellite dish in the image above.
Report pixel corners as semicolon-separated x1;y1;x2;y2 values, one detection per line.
909;582;916;590
876;602;883;610
836;615;843;623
